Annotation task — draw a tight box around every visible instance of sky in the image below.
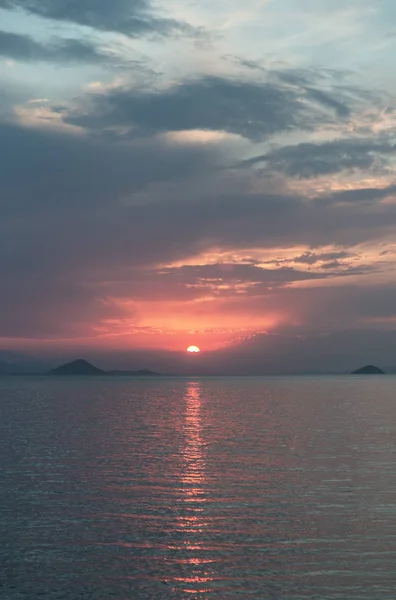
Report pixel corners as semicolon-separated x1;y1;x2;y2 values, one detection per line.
2;0;396;373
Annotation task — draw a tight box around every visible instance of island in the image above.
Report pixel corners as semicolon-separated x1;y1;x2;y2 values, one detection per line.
350;365;385;375
49;360;161;377
49;359;105;376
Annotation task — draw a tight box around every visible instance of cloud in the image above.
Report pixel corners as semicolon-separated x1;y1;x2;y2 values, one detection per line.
303;86;351;118
0;55;395;350
0;29;117;63
238;137;396;177
1;0;396;373
291;251;352;265
64;76;307;139
0;120;224;213
153;262;373;296
62;70;364;140
1;113;396;343
0;0;199;39
323;183;396;205
2;121;396;273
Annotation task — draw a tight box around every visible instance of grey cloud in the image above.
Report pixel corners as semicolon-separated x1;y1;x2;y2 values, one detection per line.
0;0;198;39
304;87;350;118
49;260;375;313
276;68;355;117
2;119;396;339
0;30;116;63
65;76;308;140
83;263;341;306
62;68;376;141
321;260;342;269
0;84;20;117
156;262;369;292
326;184;396;204
293;251;352;265
239;138;396;177
67;73;364;142
276;67;353;87
153;187;396;251
0;122;220;214
263;250;353;267
2;121;396;273
0;277;116;338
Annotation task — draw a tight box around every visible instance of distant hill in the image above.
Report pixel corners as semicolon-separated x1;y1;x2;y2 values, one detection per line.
107;369;161;376
0;360;23;375
50;359;105;376
49;360;161;377
351;365;385;375
0;350;48;374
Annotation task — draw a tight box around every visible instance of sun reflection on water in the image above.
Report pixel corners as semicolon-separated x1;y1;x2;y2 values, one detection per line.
173;381;216;594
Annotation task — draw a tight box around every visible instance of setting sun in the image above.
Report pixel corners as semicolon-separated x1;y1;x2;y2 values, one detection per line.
187;345;201;353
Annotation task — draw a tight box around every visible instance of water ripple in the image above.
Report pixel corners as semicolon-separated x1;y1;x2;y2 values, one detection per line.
1;376;396;598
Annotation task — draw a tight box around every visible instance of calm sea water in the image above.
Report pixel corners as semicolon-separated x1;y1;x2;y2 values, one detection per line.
1;376;396;599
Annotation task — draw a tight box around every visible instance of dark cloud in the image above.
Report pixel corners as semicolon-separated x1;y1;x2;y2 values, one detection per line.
154;262;371;293
304;87;350;118
1;5;395;372
293;251;352;265
0;0;198;39
65;76;309;140
62;261;367;309
0;121;221;214
0;30;117;63
59;66;381;142
277;69;357;119
321;260;342;269
230;280;396;336
239;138;396;177
1;114;396;343
325;184;396;204
2;121;396;274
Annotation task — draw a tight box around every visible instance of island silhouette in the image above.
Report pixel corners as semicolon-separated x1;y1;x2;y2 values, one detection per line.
350;365;385;375
49;359;160;377
0;350;390;377
48;359;386;377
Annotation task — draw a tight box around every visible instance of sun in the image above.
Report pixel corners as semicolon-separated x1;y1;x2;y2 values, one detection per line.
187;345;201;353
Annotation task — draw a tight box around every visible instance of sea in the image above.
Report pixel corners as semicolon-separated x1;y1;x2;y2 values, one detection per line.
1;376;395;599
